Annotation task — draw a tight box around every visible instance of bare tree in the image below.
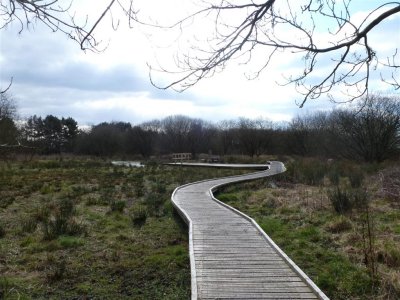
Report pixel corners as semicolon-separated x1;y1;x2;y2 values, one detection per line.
334;95;400;162
161;115;193;153
0;92;18;144
149;0;400;106
0;92;17;120
236;117;272;157
288;112;331;156
216;120;237;155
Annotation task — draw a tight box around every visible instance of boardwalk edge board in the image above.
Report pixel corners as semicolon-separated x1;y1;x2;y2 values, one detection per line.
171;186;198;300
171;162;329;300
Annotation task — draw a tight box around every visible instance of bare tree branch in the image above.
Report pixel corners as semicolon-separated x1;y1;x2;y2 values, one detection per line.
0;0;136;51
148;0;400;106
2;0;399;107
0;77;13;94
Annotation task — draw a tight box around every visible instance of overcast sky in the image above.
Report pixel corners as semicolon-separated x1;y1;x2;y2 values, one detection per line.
1;0;399;126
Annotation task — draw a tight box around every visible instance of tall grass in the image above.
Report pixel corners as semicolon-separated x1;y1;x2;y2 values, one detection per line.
37;198;86;240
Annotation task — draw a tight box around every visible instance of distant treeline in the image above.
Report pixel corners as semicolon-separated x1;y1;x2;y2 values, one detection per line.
1;95;400;162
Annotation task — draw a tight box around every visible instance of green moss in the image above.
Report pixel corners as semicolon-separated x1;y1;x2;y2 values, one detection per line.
75;282;91;294
216;193;240;204
58;236;84;248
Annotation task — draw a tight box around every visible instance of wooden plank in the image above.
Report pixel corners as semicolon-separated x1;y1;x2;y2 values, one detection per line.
197;276;305;281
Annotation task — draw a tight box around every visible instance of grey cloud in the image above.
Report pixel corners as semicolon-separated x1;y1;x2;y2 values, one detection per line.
0;25;193;101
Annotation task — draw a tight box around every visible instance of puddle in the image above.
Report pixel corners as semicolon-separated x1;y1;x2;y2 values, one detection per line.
111;161;144;167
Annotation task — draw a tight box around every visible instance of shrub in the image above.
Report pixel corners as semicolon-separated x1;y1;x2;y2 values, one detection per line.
377;242;400;268
285;159;327;186
348;170;364;188
217;193;239;203
41;160;61;169
326;216;352;233
33;204;51;223
130;206;147;228
153;182;167;194
0;196;14;208
100;187;114;204
145;192;164;215
328;169;340;186
110;200;126;213
85;195;102;206
20;216;38;234
162;200;174;216
40;198;86;240
40;183;55;194
302;163;326;186
379;166;400;203
263;197;278;209
0;223;5;238
328;187;353;214
45;254;67;282
352;188;369;210
0;277;11;298
132;174;145;197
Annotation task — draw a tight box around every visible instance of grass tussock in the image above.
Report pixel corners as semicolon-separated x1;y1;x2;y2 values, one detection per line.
378;166;400;204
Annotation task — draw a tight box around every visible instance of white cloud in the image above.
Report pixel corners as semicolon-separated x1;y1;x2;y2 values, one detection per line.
1;0;398;126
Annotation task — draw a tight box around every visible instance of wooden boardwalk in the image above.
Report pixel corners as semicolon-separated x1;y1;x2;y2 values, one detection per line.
171;161;329;300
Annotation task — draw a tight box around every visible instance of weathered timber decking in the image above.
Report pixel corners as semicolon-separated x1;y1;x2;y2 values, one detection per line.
171;161;329;300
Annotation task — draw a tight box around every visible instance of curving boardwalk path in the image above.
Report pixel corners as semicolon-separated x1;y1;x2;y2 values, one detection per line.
171;161;329;300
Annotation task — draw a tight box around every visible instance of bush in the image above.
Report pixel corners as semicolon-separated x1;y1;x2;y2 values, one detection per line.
85;195;102;206
379;166;400;203
100;187;114;204
0;223;5;238
145;193;164;215
217;193;239;203
40;183;59;194
40;198;86;240
328;187;353;214
110;200;126;213
0;277;11;299
302;163;326;185
348;170;364;188
132;173;145;197
130;206;147;228
285;159;327;186
326;216;352;233
352;188;369;210
45;254;67;282
327;168;340;186
153;182;167;194
20;216;38;234
0;196;15;208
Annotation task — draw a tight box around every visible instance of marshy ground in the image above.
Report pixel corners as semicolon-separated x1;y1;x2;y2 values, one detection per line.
0;157;399;299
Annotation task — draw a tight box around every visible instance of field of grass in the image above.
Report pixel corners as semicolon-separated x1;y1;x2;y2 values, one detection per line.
216;158;400;300
0;158;248;299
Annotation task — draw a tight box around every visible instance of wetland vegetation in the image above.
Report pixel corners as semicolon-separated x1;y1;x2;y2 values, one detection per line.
0;158;247;299
216;158;400;299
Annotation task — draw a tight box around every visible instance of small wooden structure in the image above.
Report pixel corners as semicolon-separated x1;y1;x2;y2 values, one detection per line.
171;152;192;161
